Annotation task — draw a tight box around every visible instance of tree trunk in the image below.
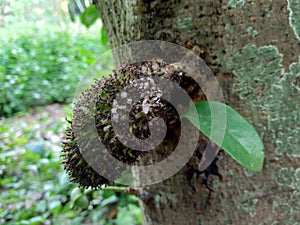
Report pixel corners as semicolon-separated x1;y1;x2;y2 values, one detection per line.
93;0;300;224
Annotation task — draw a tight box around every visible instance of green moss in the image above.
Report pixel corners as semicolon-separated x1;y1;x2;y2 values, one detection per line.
258;218;277;225
228;0;245;8
237;191;258;217
274;168;299;201
288;0;300;41
154;193;178;210
275;168;295;187
177;17;192;30
154;195;161;209
295;168;300;188
212;178;220;189
243;168;254;177
272;200;292;216
233;45;300;157
271;222;280;225
225;23;234;32
272;168;300;223
247;26;257;37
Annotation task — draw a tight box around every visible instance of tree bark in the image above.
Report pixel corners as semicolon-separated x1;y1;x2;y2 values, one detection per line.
94;0;300;224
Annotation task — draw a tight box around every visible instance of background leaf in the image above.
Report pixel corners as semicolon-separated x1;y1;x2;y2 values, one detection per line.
101;26;109;46
80;5;100;28
183;101;264;172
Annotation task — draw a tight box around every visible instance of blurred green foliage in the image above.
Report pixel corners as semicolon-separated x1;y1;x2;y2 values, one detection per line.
0;105;142;225
0;2;139;224
0;0;70;27
0;27;104;116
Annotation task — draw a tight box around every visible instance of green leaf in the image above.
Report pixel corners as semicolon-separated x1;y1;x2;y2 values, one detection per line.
101;26;109;46
74;195;89;209
70;187;83;204
24;141;46;157
80;5;100;28
183;101;264;172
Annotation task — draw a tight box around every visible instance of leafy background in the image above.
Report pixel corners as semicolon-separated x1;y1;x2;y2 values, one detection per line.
0;28;102;116
0;0;142;224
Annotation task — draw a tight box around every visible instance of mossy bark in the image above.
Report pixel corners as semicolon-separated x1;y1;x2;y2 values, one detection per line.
93;0;300;224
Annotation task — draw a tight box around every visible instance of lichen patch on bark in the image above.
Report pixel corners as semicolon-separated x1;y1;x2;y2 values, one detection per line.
232;44;300;158
237;191;259;217
273;167;300;224
288;0;300;41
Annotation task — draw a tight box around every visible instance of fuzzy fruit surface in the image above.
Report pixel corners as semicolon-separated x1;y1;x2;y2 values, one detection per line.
62;60;205;189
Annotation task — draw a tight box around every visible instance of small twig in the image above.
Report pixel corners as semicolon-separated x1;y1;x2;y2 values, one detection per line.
125;187;144;196
102;186;128;192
